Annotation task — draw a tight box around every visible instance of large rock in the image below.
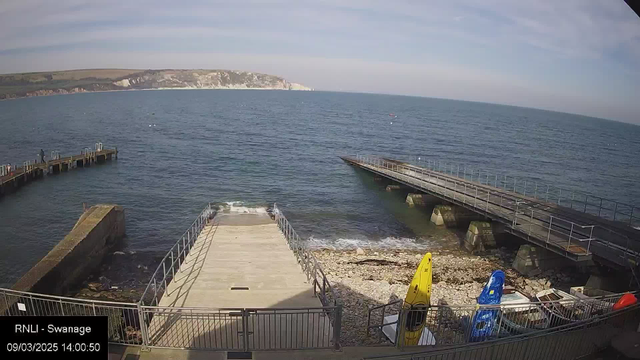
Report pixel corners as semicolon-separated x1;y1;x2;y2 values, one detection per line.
512;245;570;277
405;193;427;207
430;205;480;227
464;221;496;253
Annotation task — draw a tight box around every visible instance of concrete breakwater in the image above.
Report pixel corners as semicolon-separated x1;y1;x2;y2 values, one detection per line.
12;204;125;295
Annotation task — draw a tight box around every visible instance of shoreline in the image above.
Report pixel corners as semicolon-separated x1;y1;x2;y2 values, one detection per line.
0;86;314;102
312;247;587;346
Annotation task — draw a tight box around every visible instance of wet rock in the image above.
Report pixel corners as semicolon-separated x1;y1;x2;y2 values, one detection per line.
356;248;365;255
88;282;102;292
113;251;126;255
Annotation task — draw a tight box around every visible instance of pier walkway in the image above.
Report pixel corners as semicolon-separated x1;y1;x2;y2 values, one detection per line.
342;156;640;269
159;208;321;309
0;145;117;197
141;205;336;351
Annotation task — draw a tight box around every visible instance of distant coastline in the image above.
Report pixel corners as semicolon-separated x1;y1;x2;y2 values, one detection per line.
0;69;312;100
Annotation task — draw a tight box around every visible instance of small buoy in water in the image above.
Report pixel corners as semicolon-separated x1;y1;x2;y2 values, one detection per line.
149;124;152;127
390;121;393;125
153;124;156;127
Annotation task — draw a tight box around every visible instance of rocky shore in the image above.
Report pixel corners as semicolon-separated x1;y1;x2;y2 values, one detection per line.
313;247;588;346
71;250;165;303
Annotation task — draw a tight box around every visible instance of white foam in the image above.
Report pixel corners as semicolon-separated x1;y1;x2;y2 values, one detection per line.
219;201;268;214
305;236;437;250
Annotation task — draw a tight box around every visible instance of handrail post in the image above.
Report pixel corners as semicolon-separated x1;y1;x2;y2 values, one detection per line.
547;216;553;243
598;198;603;217
170;251;175;278
137;303;150;350
558;188;562;205
333;305;343;350
396;306;406;349
568;223;574;250
546;185;550;202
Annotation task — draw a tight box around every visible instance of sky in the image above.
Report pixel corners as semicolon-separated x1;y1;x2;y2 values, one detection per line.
1;0;639;123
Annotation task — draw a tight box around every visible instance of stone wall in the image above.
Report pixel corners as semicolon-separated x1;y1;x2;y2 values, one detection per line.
12;204;125;295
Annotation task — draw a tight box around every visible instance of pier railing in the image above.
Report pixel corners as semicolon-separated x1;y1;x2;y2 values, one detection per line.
139;204;216;306
404;155;640;227
352;155;639;265
366;292;632;349
364;300;639;360
273;203;339;309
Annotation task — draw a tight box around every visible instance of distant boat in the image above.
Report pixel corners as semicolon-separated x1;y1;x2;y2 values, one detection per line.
389;113;397;118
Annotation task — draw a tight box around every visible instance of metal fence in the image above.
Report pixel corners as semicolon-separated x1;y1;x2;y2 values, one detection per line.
1;203;343;352
0;287;144;345
352;155;638;265
404;155;640;227
273;203;340;309
364;302;640;360
142;305;339;351
367;292;630;349
140;203;217;306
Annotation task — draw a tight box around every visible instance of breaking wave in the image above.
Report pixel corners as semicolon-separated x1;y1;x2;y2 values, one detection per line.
305;236;439;250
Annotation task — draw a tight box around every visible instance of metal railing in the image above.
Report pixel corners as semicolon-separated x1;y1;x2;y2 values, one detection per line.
273;203;339;309
140;203;216;306
367;292;631;349
0;287;143;345
142;305;339;351
352;155;639;265
1;203;343;352
364;301;640;360
405;155;640;227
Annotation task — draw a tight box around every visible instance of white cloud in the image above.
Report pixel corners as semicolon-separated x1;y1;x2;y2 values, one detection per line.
0;0;639;122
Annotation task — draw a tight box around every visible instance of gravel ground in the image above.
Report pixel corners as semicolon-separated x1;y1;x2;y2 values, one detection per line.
313;247;588;346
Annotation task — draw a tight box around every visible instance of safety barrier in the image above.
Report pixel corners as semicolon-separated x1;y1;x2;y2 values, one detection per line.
367;292;629;348
139;203;216;306
0;288;143;345
405;155;640;227
364;302;640;360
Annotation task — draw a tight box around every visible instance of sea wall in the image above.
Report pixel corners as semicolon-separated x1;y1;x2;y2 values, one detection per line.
12;204;125;295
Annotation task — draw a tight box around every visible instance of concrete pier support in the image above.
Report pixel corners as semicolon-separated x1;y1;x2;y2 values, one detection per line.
464;221;496;253
430;205;479;227
512;244;570;276
405;193;427;207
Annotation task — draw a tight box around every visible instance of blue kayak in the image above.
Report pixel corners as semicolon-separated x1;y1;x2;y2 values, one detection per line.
470;270;505;342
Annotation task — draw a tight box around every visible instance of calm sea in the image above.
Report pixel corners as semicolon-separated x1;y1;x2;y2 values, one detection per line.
1;90;639;287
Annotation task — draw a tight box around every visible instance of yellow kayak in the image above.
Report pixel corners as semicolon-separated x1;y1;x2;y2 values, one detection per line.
403;252;432;346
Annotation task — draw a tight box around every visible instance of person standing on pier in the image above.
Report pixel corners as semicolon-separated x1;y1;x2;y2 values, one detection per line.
40;149;46;163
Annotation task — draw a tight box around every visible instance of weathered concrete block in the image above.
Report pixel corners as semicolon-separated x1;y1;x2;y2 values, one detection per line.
12;204;125;295
406;193;427;207
430;205;478;227
464;221;496;253
512;244;570;276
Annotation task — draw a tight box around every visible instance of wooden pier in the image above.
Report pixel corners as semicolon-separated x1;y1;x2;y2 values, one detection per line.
0;147;117;198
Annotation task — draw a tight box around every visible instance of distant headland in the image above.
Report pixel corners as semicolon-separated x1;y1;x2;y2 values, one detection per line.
0;69;313;99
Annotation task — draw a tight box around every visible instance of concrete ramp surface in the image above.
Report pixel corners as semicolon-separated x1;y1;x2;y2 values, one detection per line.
147;208;333;350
